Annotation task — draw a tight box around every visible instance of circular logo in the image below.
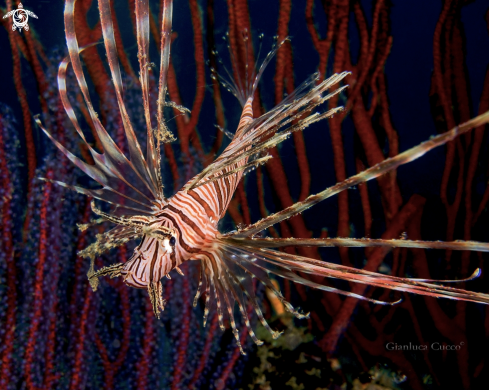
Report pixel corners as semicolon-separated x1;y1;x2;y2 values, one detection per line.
12;9;29;31
2;3;38;32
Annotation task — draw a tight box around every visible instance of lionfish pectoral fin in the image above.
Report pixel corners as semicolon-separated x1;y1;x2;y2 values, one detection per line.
193;263;205;308
195;248;297;349
148;281;165;319
225;245;403;310
225;236;489;254
226;244;489;305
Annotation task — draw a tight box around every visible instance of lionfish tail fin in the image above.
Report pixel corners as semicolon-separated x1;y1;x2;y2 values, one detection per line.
211;33;289;107
184;70;350;191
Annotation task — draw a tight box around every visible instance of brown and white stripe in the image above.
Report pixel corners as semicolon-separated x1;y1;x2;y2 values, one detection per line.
120;99;255;289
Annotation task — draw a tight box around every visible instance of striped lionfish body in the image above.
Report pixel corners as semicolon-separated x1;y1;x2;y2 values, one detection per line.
39;0;489;353
120;95;255;296
118;97;261;334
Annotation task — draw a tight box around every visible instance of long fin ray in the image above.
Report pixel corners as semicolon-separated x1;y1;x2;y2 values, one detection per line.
32;128;155;212
220;263;264;345
225;237;489;253
184;72;349;190
38;113;157;207
37;117;105;183
134;0;165;200
224;246;400;306
225;245;489;305
231;110;489;238
38;178;153;215
64;0;159;204
188;104;343;190
191;155;273;189
99;0;160;198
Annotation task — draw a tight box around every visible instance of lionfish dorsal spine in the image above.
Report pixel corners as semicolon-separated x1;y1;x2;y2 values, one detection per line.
134;0;165;200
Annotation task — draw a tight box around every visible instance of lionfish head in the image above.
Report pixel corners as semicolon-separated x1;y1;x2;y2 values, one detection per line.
120;218;180;290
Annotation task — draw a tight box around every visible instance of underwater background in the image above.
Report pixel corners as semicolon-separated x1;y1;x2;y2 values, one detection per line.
1;0;489;389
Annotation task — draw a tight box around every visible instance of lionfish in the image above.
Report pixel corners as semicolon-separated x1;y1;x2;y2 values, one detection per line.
37;0;489;353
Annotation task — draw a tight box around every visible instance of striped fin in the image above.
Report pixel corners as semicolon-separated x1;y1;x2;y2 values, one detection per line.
180;39;294;210
182;70;347;222
36;116;107;186
184;73;348;191
231;109;489;238
99;0;161;197
134;0;152;136
213;38;290;107
57;51;140;193
156;0;173;138
225;246;401;306
225;236;489;254
191;236;489;352
58;52;93;145
133;0;166;199
191;155;272;189
189;105;343;191
62;0;161;205
214;272;247;354
36;115;156;208
193;265;204;306
224;244;489;305
38;178;153;215
193;247;300;353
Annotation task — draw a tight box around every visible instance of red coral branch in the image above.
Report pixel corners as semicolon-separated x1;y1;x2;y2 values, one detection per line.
24;169;53;390
171;263;191;390
5;0;36;188
0;117;17;388
321;195;426;354
69;285;93;390
136;299;156;390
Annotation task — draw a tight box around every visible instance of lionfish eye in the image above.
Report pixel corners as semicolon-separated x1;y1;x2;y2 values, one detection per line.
169;236;176;246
